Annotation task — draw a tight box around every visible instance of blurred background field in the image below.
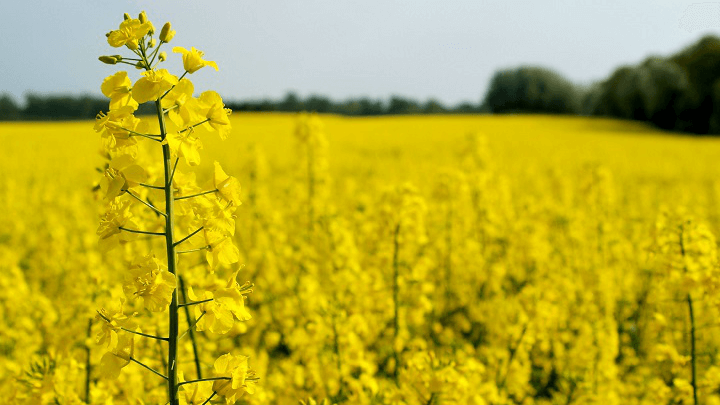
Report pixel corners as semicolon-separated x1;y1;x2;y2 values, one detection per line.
5;114;720;403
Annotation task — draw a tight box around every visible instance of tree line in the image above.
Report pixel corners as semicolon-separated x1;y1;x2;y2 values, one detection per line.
4;34;720;134
483;35;720;135
0;92;483;121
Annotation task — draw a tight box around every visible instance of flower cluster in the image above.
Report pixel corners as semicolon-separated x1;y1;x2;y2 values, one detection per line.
93;11;255;405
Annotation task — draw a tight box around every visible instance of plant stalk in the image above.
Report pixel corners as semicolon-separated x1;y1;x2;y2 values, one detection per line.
157;98;180;404
179;276;203;380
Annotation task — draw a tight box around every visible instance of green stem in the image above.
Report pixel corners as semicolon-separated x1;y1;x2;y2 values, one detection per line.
130;357;169;380
679;225;699;405
175;189;218;201
177;246;210;254
179;276;204;380
200;392;217;405
688;293;698;405
169;158;180;185
179;312;206;341
392;223;401;384
121;327;169;341
85;318;92;403
126;190;167;217
117;126;161;139
119;226;165;236
178;377;230;387
157;94;180;403
179;118;210;133
140;183;166;190
173;227;204;247
178;298;213;308
161;71;188;99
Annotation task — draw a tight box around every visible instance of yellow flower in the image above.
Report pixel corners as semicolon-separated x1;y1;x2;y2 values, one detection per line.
160;22;176;43
161;78;199;127
95;299;135;351
97;200;139;252
216;270;253;322
178;372;213;405
94;106;146;155
172;46;219;73
212;354;257;403
132;69;178;104
101;71;139;110
199;91;232;139
107;18;152;50
188;288;233;334
100;154;148;200
165;131;203;166
213;161;242;206
203;229;240;271
98;334;134;379
187;273;251;335
199;195;237;236
123;255;177;312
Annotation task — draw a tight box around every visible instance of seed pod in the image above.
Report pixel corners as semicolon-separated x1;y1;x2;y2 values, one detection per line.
98;56;118;65
160;22;175;43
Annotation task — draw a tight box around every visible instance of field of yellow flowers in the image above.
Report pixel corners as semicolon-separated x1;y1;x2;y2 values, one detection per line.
4;112;720;404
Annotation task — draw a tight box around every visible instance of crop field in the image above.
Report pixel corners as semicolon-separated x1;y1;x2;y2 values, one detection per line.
3;113;720;404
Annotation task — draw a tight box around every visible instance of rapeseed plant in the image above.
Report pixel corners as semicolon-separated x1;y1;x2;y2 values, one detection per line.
94;11;255;404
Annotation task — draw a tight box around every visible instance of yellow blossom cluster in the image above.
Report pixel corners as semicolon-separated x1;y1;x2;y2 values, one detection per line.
5;28;720;404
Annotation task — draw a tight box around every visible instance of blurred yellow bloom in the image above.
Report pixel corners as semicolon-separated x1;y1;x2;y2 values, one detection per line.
213;161;242;206
95;299;134;351
100;154;147;200
124;255;177;312
132;69;178;104
165;132;203;166
212;354;257;403
101;71;139;110
203;229;240;271
161;78;198;127
107;18;152;50
98;334;134;379
199;91;232;139
178;372;213;405
198;195;237;235
188;288;233;334
172;46;219;73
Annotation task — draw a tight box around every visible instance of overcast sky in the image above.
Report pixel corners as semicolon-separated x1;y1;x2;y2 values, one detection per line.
1;1;719;105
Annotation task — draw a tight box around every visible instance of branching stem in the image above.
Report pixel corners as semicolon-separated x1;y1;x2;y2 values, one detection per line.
119;226;165;236
176;189;218;201
173;227;204;247
130;357;169;381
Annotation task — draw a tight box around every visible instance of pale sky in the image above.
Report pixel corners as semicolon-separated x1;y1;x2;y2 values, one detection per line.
1;0;719;106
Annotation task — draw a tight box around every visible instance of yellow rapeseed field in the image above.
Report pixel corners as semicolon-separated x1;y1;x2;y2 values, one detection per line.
4;111;720;404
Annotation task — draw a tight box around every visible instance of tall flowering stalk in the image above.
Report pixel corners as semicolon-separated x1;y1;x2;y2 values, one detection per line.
94;11;256;404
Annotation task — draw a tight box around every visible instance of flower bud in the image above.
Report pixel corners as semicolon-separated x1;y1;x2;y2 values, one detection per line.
98;56;118;65
160;22;175;43
148;38;156;48
112;55;123;62
123;13;131;20
147;22;155;36
135;61;146;70
158;52;167;62
139;11;148;24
